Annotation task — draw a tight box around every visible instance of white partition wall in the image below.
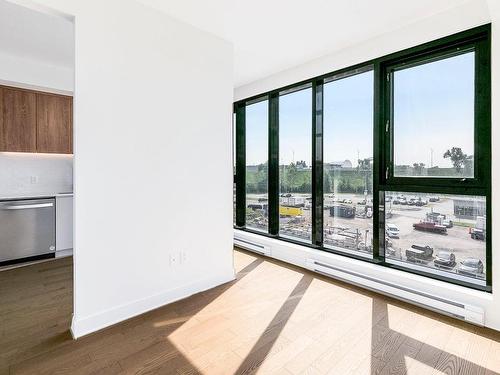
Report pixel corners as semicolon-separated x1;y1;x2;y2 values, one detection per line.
13;0;234;338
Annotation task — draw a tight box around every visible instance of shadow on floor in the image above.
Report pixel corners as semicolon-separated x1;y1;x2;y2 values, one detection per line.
370;296;493;374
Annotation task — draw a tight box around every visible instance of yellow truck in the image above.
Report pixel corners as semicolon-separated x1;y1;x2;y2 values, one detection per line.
279;206;303;217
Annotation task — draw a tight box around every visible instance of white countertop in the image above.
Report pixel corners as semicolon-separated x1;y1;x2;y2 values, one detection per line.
0;192;73;200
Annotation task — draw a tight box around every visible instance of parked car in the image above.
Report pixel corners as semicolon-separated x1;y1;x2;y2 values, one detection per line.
429;197;440;202
442;219;453;228
457;258;484;277
471;228;486;241
393;196;406;205
406;244;433;262
386;223;400;238
433;251;456;268
413;221;447;234
415;198;427;207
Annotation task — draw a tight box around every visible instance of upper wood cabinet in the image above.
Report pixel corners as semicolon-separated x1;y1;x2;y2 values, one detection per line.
0;85;73;154
37;94;73;154
0;87;37;152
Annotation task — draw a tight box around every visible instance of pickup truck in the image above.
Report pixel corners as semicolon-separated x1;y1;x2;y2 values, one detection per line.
406;244;434;262
413;221;447;234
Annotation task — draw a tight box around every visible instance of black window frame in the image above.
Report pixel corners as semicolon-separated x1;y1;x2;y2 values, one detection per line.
233;24;491;292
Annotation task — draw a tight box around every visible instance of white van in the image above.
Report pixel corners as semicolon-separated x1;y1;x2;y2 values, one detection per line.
386;223;400;238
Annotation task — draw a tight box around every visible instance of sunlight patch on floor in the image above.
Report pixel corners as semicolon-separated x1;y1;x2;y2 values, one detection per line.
405;355;440;374
162;251;308;373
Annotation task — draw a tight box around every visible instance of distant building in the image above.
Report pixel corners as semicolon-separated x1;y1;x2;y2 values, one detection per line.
246;165;259;172
325;160;353;170
453;198;486;220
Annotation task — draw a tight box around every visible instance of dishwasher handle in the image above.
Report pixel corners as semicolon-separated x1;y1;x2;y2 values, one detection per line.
1;203;54;210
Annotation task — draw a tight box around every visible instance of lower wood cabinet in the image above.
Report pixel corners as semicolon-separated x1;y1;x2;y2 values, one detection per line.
0;85;73;154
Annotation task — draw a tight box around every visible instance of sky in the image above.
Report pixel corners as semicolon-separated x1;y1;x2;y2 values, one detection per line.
245;51;474;169
394;51;474;168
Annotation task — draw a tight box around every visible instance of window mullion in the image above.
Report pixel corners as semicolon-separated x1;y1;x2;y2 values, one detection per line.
235;103;246;228
268;93;279;235
312;81;324;246
374;62;384;261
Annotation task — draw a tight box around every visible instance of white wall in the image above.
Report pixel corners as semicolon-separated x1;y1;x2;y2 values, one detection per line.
0;153;73;196
0;51;73;94
235;0;491;100
17;0;234;338
235;0;500;331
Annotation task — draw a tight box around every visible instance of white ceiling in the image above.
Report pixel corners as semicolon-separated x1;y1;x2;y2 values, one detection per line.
0;0;73;68
138;0;473;87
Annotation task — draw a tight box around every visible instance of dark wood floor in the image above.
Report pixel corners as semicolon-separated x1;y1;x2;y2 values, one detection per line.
1;249;500;374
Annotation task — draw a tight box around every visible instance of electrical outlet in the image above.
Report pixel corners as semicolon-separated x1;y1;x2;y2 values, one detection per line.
169;254;178;267
30;176;39;184
179;251;187;264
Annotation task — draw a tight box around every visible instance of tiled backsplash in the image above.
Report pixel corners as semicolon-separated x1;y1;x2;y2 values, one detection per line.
0;153;73;196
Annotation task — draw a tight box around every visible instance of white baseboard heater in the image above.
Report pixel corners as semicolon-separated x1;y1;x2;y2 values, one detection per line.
306;259;485;326
234;236;271;256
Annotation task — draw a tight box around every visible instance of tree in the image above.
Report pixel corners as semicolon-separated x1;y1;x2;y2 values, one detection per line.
286;162;299;192
412;162;425;176
295;160;307;169
443;147;473;174
357;158;372;171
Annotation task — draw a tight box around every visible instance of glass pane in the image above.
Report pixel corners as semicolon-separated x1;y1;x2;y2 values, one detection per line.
246;100;268;232
385;192;486;286
279;88;312;242
393;52;475;178
323;70;374;257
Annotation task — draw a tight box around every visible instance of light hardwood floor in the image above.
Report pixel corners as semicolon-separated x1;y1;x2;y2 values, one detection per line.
1;248;499;374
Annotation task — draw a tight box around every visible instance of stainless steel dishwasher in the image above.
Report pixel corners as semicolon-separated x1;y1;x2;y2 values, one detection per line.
0;198;56;264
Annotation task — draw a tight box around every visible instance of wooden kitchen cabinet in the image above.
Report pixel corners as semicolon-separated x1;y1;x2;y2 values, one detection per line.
0;85;72;154
37;93;73;154
0;87;37;152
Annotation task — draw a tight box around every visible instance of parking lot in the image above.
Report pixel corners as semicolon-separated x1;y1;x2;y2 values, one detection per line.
244;192;486;285
386;195;486;283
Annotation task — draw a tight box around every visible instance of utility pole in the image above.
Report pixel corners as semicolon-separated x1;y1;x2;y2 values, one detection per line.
430;148;434;168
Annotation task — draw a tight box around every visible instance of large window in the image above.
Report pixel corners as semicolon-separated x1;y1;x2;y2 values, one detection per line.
245;99;268;232
392;52;475;178
234;25;491;292
279;87;312;242
381;32;490;288
323;70;374;257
